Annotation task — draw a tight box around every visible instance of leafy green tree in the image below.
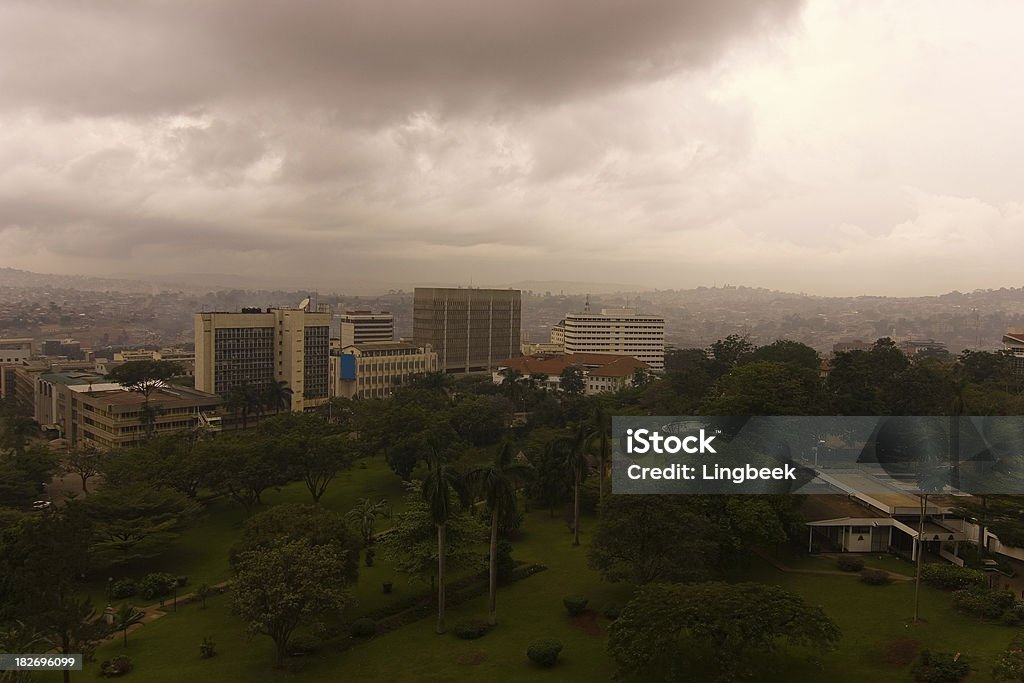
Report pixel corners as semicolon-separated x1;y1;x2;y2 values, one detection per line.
0;446;57;509
450;395;511;447
589;496;718;584
380;482;484;626
84;485;199;565
103;433;206;499
528;436;571;517
744;339;821;371
1;505;101;683
465;441;533;625
707;334;755;379
559;366;585;397
0;415;37;456
609;582;841;682
704;360;821;415
107;360;184;401
199;436;286;514
232;539;353;664
224;384;260;429
61;445;108;494
231;504;359;584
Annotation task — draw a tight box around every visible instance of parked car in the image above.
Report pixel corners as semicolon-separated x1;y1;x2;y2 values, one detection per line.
31;500;52;511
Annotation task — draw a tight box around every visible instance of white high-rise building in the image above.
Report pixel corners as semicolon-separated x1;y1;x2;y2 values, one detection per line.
334;311;395;347
555;307;665;370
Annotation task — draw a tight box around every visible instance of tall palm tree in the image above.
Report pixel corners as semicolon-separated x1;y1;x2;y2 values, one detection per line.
563;422;594;546
346;497;388;546
466;440;534;625
113;603;145;647
422;450;466;634
589;405;611;505
263;380;293;414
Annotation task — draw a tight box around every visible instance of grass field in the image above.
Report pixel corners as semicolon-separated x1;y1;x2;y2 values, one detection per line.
42;460;1024;682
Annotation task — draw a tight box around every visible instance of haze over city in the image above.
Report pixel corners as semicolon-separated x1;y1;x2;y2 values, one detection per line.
2;0;1024;296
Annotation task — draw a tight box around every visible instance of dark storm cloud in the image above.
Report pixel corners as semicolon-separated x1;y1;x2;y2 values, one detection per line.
0;0;801;118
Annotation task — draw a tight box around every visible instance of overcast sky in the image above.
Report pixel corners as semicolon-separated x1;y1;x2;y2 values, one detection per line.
1;0;1023;296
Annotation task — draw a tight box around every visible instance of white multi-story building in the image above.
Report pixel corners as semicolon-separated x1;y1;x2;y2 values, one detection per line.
333;311;395;347
554;307;665;371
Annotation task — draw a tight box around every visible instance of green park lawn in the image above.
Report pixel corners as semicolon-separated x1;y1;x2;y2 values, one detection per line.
46;461;1023;682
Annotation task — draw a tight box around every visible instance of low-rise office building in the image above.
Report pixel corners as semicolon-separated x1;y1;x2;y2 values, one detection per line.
331;341;438;400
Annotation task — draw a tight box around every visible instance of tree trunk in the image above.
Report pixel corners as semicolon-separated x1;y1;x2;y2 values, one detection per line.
436;523;447;634
573;478;581;546
488;508;499;626
913;493;927;623
598;452;604;505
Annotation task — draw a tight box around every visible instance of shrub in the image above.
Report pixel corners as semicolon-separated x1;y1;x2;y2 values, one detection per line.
199;637;216;659
952;588;1018;620
138;572;178;600
563;595;589;616
603;604;622;620
110;579;136;600
920;564;986;590
913;649;970;683
1002;603;1024;627
837;555;865;572
350;618;377;638
98;655;133;678
176;576;188;588
860;569;891;586
993;635;1024;682
453;621;490;640
287;634;322;656
527;639;563;667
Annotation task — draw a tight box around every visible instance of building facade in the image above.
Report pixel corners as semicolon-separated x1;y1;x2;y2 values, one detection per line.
56;383;221;449
492;352;649;396
194;308;330;411
0;338;32;365
334;311;395;347
1004;328;1024;373
556;307;665;371
413;287;521;373
330;341;438;399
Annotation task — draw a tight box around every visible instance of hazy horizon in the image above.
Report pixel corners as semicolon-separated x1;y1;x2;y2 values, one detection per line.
3;1;1024;297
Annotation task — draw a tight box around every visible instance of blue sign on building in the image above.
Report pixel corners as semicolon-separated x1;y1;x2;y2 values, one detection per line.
340;353;357;380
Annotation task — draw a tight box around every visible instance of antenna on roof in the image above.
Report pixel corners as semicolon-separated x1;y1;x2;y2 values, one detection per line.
583;294;591;313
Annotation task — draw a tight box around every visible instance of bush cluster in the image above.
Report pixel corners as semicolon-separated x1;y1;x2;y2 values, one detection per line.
952;588;1021;622
98;656;133;678
350;618;377;638
138;572;178;600
199;637;216;659
603;604;622;620
836;555;865;572
920;564;987;590
453;621;490;640
913;649;970;683
860;568;891;585
110;578;136;600
563;595;589;616
527;639;563;667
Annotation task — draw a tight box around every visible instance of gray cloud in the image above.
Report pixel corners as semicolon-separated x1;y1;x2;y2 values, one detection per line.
0;0;799;117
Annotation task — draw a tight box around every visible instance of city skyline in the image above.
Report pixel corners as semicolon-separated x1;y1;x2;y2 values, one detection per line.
3;1;1024;296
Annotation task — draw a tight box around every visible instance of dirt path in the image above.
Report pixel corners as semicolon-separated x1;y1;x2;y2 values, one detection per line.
98;580;233;644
